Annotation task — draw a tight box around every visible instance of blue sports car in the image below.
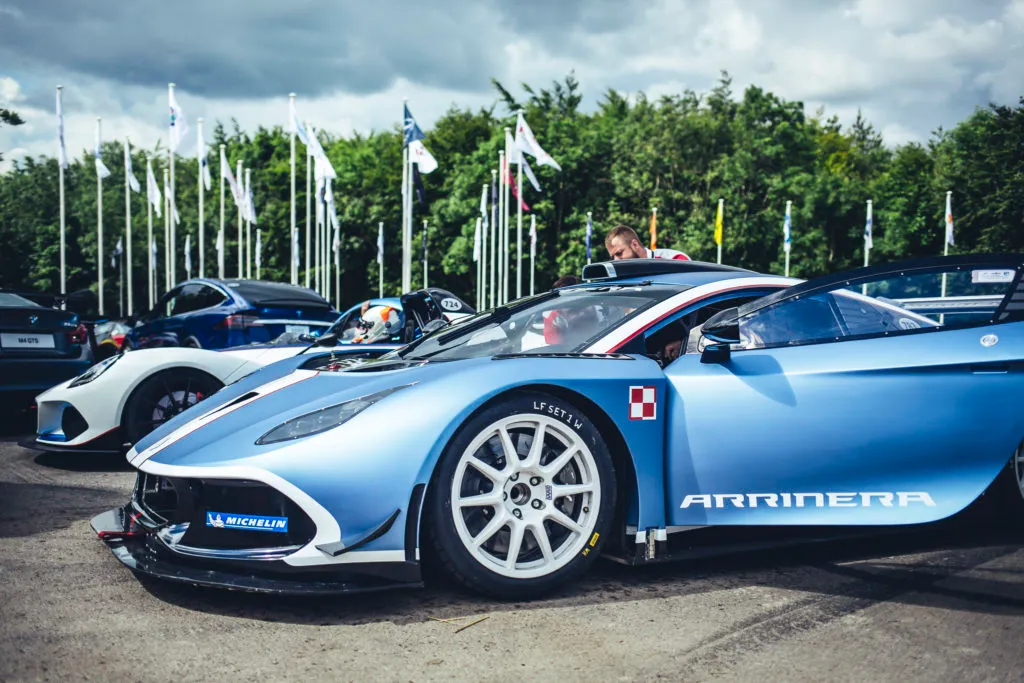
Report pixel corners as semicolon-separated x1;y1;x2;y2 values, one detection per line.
125;278;340;350
92;254;1024;598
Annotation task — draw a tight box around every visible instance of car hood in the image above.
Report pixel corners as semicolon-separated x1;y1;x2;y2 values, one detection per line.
128;357;474;469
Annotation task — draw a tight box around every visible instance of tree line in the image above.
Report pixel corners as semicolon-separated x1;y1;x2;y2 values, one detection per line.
1;73;1021;316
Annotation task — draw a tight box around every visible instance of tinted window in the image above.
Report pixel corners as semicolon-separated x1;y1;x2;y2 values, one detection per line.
170;285;207;315
196;285;227;310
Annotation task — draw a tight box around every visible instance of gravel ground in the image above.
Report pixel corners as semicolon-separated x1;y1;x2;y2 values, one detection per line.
1;411;1022;683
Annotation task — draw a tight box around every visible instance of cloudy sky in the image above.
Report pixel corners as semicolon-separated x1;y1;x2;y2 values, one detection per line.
1;0;1022;170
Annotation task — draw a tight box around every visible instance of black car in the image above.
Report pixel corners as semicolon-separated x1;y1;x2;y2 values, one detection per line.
0;292;93;408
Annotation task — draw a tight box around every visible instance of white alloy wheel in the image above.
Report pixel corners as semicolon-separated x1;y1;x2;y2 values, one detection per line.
450;413;602;580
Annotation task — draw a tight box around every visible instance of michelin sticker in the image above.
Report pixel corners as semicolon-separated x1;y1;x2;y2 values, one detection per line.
206;511;289;532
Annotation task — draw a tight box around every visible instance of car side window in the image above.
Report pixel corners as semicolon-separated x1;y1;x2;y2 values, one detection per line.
196;285;227;310
169;285;205;316
738;264;1017;350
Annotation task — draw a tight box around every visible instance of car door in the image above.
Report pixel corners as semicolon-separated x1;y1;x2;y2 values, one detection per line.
161;284;205;346
133;288;180;348
664;255;1024;528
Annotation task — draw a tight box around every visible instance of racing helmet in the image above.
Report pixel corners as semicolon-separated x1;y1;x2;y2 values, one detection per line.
353;305;401;343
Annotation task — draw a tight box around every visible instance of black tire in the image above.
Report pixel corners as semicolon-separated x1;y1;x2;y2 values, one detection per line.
426;390;616;599
989;440;1024;527
182;336;202;349
121;369;223;446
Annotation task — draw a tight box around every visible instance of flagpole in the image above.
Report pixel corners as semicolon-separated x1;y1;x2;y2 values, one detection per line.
422;219;428;288
245;168;252;279
236;159;243;277
305;120;312;289
197;117;205;278
510;126;522;300
168;84;177;286
379;221;384;298
124;137;133;314
497;150;505;306
717;198;724;265
324;188;331;302
503;146;511;305
651;206;658;249
286;94;296;285
490;170;497;309
864;199;872;269
57;86;67;300
587;211;593;265
334;219;340;310
481;183;489;310
475;217;483;309
530;214;536;297
147;156;154;308
163;168;170;292
96;117;105;315
118;248;124;317
256;229;262;280
941;190;952;308
218;144;225;279
784;200;792;278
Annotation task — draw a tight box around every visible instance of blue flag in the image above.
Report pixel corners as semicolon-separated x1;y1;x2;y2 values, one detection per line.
403;104;425;148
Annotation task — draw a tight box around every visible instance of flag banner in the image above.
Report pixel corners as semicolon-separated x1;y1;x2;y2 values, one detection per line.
521;155;541;192
412;164;427;206
56;89;68;169
245;176;257;224
473;217;481;262
171;194;181;225
220;148;242;205
505;162;530;211
306;125;337;180
151;238;158;268
185;233;192;274
377;223;384;265
515;111;561;171
945;192;955;246
714;200;723;246
506;128;519;163
784;203;792;254
124;139;141;192
110;237;123;268
403;104;425;147
169;87;188;151
289;99;310;147
326;178;339;236
479;182;489;234
94;122;111;178
864;201;873;250
649;208;657;250
146;158;162;217
586;213;593;261
409;140;437;174
198;134;212;191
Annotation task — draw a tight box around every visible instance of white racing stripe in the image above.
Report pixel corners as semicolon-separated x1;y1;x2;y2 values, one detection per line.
128;369;319;467
586;276;799;353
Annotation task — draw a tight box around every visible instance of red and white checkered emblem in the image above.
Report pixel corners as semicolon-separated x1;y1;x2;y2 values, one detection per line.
629;386;656;421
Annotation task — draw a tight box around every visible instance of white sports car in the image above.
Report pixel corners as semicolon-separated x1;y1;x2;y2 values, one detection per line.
26;289;473;454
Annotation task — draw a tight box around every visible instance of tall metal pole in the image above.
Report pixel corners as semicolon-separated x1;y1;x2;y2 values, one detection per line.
289;93;297;285
57;85;67;299
96;117;105;315
717;198;724;265
476;217;483;309
218;144;225;279
379;221;384;298
304;121;312;289
498;150;505;306
422;218;428;289
147;156;154;308
490;170;497;309
512;127;523;300
245;168;252;279
163;168;170;291
124;137;134;314
168;84;177;286
197;117;205;278
236;159;243;277
784;200;792;278
530;214;536;297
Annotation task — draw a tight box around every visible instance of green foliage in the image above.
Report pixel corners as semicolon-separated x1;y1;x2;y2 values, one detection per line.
1;78;1021;316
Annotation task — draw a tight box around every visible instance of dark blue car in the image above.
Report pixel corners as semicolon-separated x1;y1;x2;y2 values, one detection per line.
125;279;338;350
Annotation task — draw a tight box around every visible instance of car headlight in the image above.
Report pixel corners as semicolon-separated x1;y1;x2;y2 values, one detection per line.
256;384;413;445
69;354;121;388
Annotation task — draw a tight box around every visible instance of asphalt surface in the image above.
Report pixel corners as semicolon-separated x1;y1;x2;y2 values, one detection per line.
1;409;1023;683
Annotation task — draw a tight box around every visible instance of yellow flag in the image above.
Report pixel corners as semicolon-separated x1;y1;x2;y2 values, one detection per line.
649;207;657;249
714;199;723;246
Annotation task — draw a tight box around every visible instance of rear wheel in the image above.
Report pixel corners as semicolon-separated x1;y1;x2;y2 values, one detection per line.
182;336;202;349
426;391;615;599
121;369;222;445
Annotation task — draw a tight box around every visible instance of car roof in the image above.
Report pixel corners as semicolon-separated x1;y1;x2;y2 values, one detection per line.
183;278;331;308
561;268;782;292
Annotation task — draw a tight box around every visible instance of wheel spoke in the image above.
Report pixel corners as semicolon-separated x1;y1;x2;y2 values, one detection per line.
498;427;519;465
456;490;503;509
468;458;505;485
550;482;594;499
504;520;526;569
547;508;584;535
522;423;546;470
161;379;180;411
183;377;193;406
471;511;508;548
530;522;554;562
541;445;578;477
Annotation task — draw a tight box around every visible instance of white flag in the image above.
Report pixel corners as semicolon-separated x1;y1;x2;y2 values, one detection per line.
165;176;181;225
94;121;111;178
515;111;561;171
198;134;212;191
146;158;162;217
521;156;541;192
244;174;257;224
216;228;224;255
291;228;299;267
169;87;188;152
325;178;340;238
257;229;264;268
473;217;481;262
409;139;437;174
315;176;325;228
479;182;489;234
307;125;336;180
863;200;872;251
945;192;955;246
289;99;310;147
377;223;384;265
124;139;141;192
111;236;123;267
56;88;68;169
151;238;158;268
220;147;242;205
184;233;192;276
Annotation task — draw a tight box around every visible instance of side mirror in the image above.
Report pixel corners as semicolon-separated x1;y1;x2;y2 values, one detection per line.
702;307;741;345
700;343;731;364
314;332;338;347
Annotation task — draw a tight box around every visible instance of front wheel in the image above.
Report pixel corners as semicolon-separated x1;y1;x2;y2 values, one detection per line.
121;369;223;445
427;391;616;599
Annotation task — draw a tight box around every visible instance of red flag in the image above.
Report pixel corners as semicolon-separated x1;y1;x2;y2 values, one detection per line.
503;161;530;212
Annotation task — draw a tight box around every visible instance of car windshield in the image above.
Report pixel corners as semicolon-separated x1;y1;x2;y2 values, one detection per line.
381;284;684;362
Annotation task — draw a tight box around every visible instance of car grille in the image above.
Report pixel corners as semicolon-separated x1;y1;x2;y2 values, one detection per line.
133;473;316;550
